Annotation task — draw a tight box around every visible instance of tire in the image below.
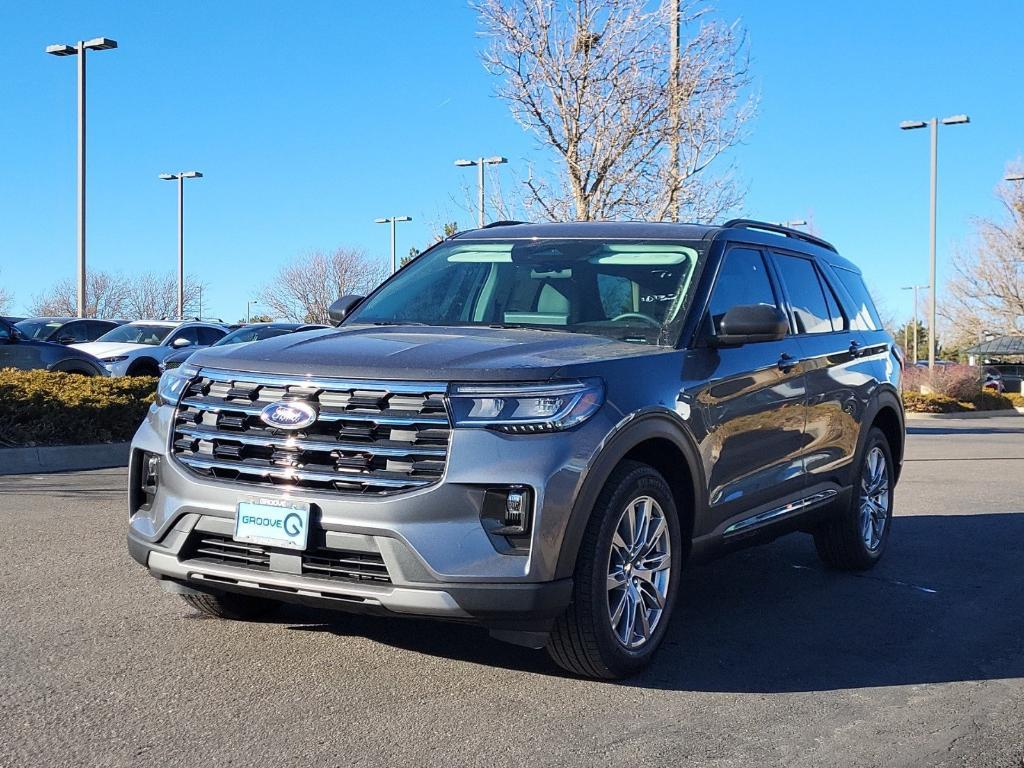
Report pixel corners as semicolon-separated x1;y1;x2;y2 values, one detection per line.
50;363;96;376
180;591;281;621
127;360;160;377
546;460;683;679
814;427;895;571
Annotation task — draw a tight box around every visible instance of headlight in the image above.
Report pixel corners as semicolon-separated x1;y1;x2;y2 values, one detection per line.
101;355;129;363
155;364;198;407
448;379;604;433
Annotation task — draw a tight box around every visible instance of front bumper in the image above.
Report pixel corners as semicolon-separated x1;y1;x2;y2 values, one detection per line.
128;398;616;629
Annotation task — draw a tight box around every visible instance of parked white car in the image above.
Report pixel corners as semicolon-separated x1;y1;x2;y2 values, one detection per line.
73;320;228;376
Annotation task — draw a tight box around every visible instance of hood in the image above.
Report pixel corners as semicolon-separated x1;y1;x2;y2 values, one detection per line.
71;341;149;359
186;324;669;381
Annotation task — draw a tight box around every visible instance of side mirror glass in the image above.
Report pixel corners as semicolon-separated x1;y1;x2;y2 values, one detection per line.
712;304;789;346
328;294;364;327
56;335;75;345
172;337;193;349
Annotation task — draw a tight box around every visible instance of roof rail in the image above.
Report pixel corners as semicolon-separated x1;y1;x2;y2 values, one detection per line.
722;218;837;253
481;220;529;229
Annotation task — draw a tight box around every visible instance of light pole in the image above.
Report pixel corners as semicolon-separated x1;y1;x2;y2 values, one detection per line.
899;114;970;369
374;216;412;274
900;284;929;365
454;156;507;227
246;299;259;324
158;171;203;319
45;37;118;318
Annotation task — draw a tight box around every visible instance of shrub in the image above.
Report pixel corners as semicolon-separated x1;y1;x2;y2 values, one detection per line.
971;391;1015;411
901;391;966;413
1005;392;1024;408
902;363;982;401
0;368;156;447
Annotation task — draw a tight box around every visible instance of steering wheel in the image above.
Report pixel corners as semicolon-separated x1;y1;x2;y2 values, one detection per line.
611;312;660;327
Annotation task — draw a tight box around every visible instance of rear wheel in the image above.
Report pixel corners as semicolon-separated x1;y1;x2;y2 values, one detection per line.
814;427;894;570
180;591;281;621
546;461;682;679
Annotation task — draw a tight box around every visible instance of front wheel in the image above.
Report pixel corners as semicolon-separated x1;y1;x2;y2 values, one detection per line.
814;427;895;570
181;591;281;621
546;461;683;679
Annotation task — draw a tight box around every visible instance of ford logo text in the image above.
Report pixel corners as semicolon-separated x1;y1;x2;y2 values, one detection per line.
259;401;318;430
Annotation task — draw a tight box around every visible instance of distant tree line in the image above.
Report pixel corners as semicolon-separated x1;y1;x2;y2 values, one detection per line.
28;270;206;320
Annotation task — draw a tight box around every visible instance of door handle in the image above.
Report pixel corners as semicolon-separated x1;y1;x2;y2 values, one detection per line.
849;340;863;358
777;353;797;372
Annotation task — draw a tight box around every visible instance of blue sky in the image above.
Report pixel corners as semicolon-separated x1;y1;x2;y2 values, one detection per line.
1;1;1022;324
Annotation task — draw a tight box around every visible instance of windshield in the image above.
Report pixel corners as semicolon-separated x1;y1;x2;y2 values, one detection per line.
215;326;295;346
95;324;173;345
15;320;63;340
349;239;705;345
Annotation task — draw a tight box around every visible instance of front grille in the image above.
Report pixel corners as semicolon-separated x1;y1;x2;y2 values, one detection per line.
171;370;451;495
182;531;392;585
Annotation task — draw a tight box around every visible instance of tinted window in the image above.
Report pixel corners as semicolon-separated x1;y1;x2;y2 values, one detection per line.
197;327;226;345
707;248;778;332
170;327;201;346
86;321;117;341
774;254;832;334
15;319;64;340
0;320;11;341
820;276;847;331
834;268;881;331
58;321;92;343
215;326;294;345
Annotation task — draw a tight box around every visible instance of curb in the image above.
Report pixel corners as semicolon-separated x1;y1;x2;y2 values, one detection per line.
905;408;1024;421
0;442;130;475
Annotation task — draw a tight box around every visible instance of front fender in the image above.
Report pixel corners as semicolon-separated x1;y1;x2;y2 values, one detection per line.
552;408;706;580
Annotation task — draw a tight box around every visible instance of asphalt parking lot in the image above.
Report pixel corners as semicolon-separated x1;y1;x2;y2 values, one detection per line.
3;415;1023;768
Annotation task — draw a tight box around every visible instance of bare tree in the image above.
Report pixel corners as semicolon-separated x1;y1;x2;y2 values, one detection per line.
942;167;1024;348
28;270;204;320
0;275;12;315
258;248;388;324
474;0;753;222
28;271;130;318
122;273;205;320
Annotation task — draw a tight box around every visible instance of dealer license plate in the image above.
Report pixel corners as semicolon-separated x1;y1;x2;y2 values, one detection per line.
234;499;311;551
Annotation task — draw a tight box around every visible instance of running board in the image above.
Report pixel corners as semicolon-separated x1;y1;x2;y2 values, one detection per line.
723;489;839;537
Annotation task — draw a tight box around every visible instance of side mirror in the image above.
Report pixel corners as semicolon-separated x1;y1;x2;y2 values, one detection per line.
328;294;364;327
171;337;193;349
56;335;75;345
712;304;789;346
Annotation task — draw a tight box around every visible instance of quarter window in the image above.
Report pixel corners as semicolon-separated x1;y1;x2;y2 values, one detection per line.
773;254;833;334
707;248;778;333
834;268;882;331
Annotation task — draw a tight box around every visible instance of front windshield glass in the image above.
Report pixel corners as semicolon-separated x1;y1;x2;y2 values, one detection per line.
15;320;62;340
349;239;705;345
215;326;294;346
95;324;173;346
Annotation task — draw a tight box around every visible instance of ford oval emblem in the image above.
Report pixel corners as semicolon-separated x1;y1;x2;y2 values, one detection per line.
260;401;318;430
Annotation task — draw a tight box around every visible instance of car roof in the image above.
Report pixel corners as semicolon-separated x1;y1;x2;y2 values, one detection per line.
449;219;862;273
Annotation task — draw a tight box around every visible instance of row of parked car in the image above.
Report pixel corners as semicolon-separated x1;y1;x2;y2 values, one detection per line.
0;315;327;377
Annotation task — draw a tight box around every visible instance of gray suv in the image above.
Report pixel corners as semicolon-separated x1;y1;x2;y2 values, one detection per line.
128;220;904;679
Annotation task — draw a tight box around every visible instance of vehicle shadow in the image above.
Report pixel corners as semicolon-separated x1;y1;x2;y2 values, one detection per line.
907;425;1024;436
280;512;1024;692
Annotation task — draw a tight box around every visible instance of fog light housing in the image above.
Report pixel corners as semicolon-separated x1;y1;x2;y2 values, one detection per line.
481;486;533;553
136;451;160;512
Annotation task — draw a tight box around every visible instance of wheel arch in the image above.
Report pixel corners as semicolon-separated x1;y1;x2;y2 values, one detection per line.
553;411;705;580
861;385;905;483
127;357;160;376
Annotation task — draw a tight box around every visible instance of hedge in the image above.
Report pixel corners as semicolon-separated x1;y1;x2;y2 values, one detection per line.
0;369;156;447
902;389;1016;414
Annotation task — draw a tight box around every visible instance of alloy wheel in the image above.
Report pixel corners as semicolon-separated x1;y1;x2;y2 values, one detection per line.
606;495;672;649
860;446;890;551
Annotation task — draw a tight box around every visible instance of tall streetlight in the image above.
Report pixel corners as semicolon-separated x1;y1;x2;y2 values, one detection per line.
454;156;507;227
45;37;118;318
374;216;412;274
158;171;203;320
246;299;260;324
777;220;807;228
900;284;929;365
899;114;970;369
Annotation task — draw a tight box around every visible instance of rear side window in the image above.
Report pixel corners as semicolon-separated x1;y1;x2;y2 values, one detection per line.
707;248;778;332
833;268;882;331
198;327;226;345
773;254;833;334
59;321;93;343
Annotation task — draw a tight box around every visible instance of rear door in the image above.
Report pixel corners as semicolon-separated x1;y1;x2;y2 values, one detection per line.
687;246;807;532
0;320;47;370
770;251;861;489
